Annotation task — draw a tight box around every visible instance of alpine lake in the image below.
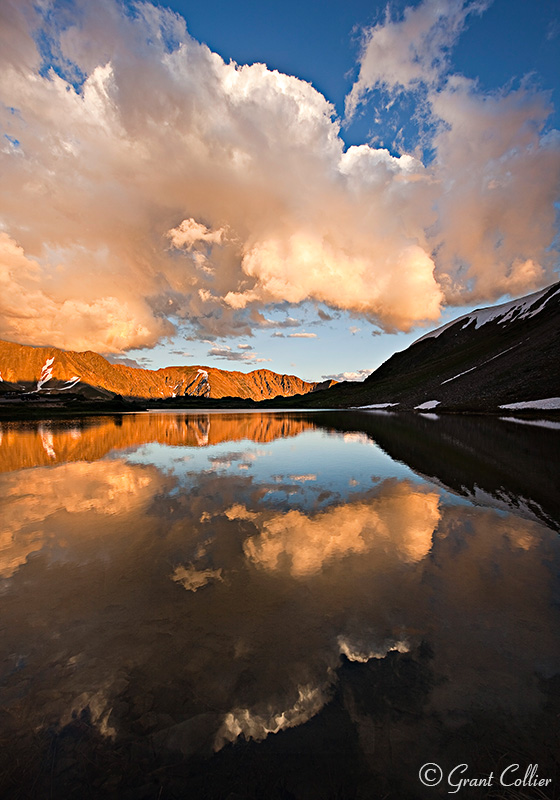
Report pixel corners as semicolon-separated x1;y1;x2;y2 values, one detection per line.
1;410;559;800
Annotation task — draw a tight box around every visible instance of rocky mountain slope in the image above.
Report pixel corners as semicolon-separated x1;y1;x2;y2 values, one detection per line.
0;340;330;401
297;281;560;411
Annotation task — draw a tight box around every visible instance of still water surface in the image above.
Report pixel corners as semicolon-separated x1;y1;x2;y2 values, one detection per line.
1;411;559;799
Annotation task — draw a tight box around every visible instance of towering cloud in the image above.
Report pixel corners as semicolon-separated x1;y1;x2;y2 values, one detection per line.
346;0;560;306
0;0;557;352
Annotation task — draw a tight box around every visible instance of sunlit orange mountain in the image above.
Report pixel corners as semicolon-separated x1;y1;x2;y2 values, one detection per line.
0;339;333;401
0;412;318;472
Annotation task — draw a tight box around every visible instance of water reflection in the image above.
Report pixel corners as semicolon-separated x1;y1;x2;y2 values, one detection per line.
0;413;559;799
0;459;161;578
237;481;440;576
0;413;318;472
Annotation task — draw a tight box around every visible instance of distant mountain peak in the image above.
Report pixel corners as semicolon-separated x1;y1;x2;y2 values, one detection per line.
0;339;323;402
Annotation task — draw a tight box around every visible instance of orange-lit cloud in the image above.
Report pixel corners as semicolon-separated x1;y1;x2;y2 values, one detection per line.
0;0;557;353
233;481;441;576
429;79;560;303
0;233;165;352
0;459;158;578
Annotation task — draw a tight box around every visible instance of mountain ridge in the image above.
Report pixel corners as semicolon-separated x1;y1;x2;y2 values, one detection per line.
287;280;560;411
0;339;333;402
1;281;558;413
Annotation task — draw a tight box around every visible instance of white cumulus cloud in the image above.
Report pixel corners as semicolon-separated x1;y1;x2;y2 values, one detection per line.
346;0;490;114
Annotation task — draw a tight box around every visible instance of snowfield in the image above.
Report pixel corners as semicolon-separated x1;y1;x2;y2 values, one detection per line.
416;284;560;344
355;402;399;409
499;398;560;410
415;400;440;410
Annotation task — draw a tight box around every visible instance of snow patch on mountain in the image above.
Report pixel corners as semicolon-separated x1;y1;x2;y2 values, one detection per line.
60;376;81;390
499;398;560;410
415;400;440;410
441;344;521;385
196;368;211;397
355;402;399;409
440;365;478;385
416;284;560;344
36;357;55;390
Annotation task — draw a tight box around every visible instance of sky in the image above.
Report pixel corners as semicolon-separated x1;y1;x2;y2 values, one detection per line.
0;0;559;382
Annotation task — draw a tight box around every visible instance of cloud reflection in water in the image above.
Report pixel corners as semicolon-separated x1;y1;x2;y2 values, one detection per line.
0;412;558;794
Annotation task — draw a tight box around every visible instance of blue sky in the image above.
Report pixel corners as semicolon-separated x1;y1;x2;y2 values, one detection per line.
1;0;559;381
161;0;560;144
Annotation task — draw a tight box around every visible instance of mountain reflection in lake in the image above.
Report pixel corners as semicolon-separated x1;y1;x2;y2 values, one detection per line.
1;412;559;799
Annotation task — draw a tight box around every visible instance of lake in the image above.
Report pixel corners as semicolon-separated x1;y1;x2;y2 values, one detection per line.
1;411;559;799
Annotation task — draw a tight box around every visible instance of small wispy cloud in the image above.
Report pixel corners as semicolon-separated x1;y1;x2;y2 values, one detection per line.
546;19;559;40
287;332;318;339
252;312;301;329
322;369;372;382
208;345;270;363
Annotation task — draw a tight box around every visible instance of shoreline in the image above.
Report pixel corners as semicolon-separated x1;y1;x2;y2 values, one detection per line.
1;399;559;422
